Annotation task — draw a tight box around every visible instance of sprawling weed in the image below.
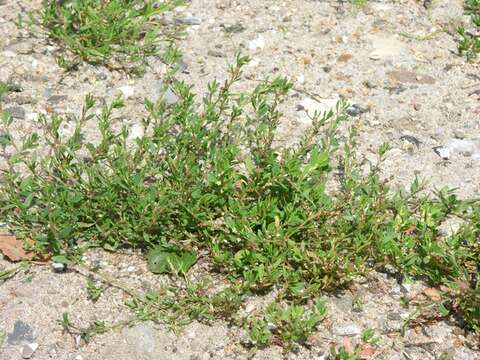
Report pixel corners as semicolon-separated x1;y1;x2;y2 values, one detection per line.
458;0;480;59
38;0;182;72
248;299;327;350
0;54;478;347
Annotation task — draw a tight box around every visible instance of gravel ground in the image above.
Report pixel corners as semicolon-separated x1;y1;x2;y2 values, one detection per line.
0;0;479;359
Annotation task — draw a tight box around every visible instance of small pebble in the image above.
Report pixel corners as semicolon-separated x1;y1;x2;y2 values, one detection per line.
207;50;223;58
47;95;67;104
21;342;38;359
51;262;67;273
337;53;353;62
7;321;34;345
176;59;188;73
453;129;466;139
6;82;22;92
248;35;266;50
14;65;26;76
400;283;413;294
175;17;202;25
10;41;34;55
2;50;16;58
332;323;361;336
297;74;305;85
118;85;135;99
221;23;245;34
164;88;178;105
400;135;421;148
5;106;25;119
347;104;368;117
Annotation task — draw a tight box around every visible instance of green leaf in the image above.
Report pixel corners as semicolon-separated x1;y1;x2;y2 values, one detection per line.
438;303;450;317
147;246;197;275
52;255;72;265
0;329;5;347
170;251;197;275
0;133;11;146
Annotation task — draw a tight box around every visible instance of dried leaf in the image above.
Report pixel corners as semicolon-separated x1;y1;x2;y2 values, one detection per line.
0;235;33;262
361;344;376;358
404;224;417;235
337;53;353;62
342;336;353;354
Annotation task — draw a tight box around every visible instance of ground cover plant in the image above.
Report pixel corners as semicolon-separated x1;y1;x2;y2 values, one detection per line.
458;0;480;59
0;54;479;349
35;0;182;72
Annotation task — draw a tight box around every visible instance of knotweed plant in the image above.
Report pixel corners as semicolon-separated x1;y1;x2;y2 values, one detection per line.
0;55;478;347
38;0;183;72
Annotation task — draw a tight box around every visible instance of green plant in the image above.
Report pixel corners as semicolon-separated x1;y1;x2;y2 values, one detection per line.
86;276;103;302
351;0;368;8
249;319;273;347
0;329;5;347
38;0;183;72
351;294;363;312
330;346;362;360
0;82;9;103
466;0;480;24
458;0;480;59
58;312;127;343
0;54;479;347
330;328;378;360
361;328;379;346
126;282;243;329
147;245;197;276
0;263;29;284
454;283;480;333
248;299;327;349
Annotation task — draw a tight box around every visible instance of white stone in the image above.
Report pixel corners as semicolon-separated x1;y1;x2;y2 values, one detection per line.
25;112;38;122
297;74;305;85
366;33;406;60
2;50;16;58
128;124;144;142
164;88;178;105
248;35;266;50
21;342;38;359
446;139;480;159
118;85;135;99
298;96;342;120
246;58;260;68
51;262;67;272
332;323;361;336
244;302;256;313
267;322;276;330
435;139;480;160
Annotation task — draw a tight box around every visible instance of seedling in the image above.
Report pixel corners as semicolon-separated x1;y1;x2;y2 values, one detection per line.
86;276;103;302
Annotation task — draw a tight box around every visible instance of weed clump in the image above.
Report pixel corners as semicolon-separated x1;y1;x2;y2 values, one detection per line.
0;55;478;347
458;0;480;59
38;0;182;71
